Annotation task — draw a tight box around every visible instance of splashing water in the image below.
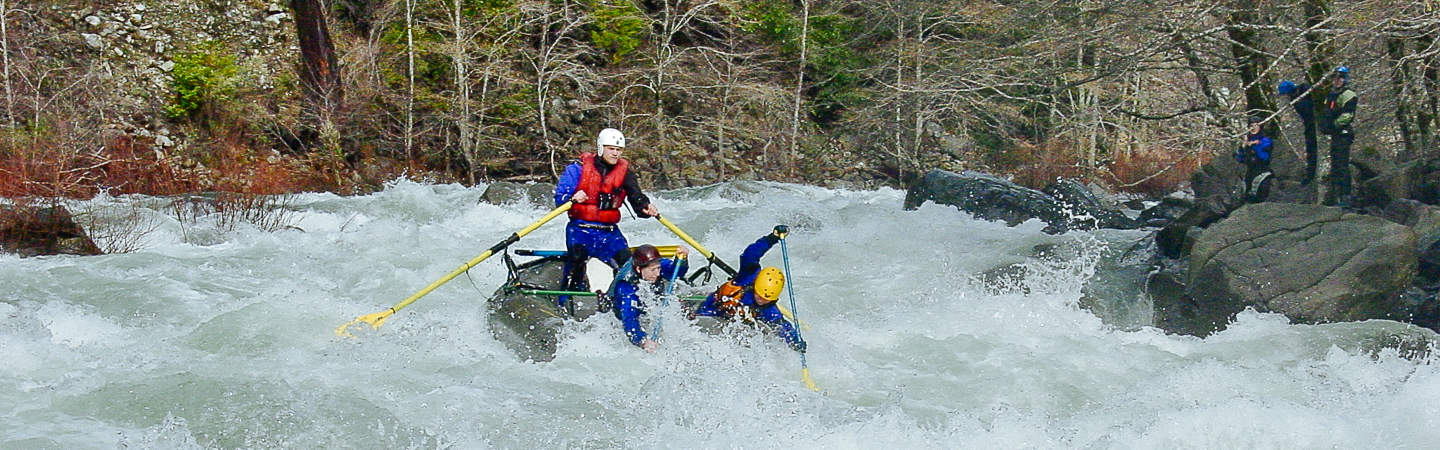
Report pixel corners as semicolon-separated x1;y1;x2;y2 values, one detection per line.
2;180;1438;448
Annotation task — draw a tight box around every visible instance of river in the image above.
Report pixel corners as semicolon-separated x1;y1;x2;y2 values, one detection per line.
3;180;1437;448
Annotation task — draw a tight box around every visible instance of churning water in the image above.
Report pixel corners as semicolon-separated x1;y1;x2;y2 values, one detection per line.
2;180;1438;449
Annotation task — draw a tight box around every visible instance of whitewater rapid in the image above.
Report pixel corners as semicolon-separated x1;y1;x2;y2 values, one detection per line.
2;180;1438;448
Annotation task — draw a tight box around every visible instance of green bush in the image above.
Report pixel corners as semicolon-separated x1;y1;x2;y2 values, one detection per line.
164;43;239;123
589;0;647;63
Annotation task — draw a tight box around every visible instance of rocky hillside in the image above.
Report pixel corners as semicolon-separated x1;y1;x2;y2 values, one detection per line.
63;0;293;151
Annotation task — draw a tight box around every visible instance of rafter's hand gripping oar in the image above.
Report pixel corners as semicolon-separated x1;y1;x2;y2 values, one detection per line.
335;202;573;338
656;215;736;277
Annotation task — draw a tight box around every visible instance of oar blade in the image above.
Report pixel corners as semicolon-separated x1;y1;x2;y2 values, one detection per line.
801;367;819;392
334;309;394;338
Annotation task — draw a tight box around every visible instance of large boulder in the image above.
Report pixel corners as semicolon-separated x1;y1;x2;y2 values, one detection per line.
1182;203;1416;334
904;169;1137;233
0;205;103;257
479;181;557;208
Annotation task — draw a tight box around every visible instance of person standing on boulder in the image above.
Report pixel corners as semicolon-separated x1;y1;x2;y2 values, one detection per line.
1321;66;1359;207
1277;80;1318;184
553;128;660;308
1235;116;1273;203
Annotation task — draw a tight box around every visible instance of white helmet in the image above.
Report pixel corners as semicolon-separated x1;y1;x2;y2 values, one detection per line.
597;128;625;153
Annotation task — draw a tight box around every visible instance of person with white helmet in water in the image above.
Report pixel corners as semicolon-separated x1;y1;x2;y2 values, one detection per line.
553;128;660;308
688;226;806;353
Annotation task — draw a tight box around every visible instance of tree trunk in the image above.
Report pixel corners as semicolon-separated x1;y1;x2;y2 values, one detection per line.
1387;37;1417;159
1;0;12;130
788;0;810;177
405;0;416;164
291;0;344;152
1227;3;1276;123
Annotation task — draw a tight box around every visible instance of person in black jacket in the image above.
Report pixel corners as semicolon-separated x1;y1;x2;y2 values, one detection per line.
1321;67;1358;207
1277;80;1317;184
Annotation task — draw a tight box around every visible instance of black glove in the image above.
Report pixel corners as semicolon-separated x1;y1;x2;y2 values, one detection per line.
772;225;789;240
792;339;807;353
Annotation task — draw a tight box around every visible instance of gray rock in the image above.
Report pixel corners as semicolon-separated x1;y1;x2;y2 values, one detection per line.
1138;196;1192;227
479;182;556;208
904;169;1137;234
82;33;104;49
1185;203;1417;333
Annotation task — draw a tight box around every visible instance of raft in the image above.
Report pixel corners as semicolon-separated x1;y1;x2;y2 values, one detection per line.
485;251;602;362
486;247;736;360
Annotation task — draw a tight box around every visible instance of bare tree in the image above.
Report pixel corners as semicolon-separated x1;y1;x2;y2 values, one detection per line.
405;0;416;163
519;0;597;178
788;0;810;176
1;0;13;130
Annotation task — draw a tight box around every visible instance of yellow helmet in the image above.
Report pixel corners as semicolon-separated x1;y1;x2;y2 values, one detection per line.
752;267;785;303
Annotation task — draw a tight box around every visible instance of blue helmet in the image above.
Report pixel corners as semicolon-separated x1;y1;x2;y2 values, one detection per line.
1277;80;1296;95
1335;66;1350;77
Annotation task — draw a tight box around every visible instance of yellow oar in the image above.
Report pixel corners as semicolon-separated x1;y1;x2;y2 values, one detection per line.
335;202;573;338
656;215;737;276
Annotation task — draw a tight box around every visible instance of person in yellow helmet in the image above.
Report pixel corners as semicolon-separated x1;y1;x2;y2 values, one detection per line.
688;226;805;352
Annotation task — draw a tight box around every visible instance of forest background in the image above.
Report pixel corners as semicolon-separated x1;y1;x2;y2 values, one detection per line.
0;0;1436;203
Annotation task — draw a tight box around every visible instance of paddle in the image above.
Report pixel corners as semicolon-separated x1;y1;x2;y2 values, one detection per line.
650;254;685;340
335;202;574;338
779;231;819;392
656;215;737;277
517;289;707;301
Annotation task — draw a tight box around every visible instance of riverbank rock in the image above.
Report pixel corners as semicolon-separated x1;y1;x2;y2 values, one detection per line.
904;169;1138;233
0;205;104;257
1178;203;1416;334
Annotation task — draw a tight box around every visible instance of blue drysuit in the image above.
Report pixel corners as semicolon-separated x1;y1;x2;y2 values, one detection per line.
691;235;805;352
612;258;687;347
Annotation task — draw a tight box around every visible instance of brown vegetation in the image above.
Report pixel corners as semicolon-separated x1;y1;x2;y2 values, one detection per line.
0;0;1434;202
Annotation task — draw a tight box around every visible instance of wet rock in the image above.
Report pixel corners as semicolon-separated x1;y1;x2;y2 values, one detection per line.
904;169;1137;234
479;182;556;208
0;205;104;257
1138;196;1192;228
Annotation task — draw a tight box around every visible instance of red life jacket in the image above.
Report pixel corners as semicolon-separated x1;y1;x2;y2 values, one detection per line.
569;152;629;223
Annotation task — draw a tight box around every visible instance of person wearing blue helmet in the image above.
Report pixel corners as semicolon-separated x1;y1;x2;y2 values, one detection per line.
1235;116;1273;202
1321;66;1358;207
1277;79;1317;184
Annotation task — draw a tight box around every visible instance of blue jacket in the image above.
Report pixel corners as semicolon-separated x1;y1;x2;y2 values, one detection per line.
693;235;805;352
612;258;687;347
1235;133;1271;165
